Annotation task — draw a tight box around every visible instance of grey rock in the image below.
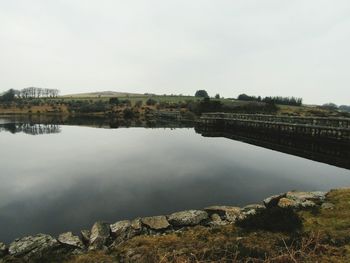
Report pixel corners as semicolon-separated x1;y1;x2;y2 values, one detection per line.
168;210;208;226
321;202;335;210
111;220;131;236
89;222;111;250
277;198;299;209
239;204;265;220
211;213;222;221
286;191;326;203
263;193;286;208
9;234;61;259
312;191;327;200
80;230;91;245
127;218;144;238
141;216;170;230
208;213;227;226
276;196;317;209
131;218;142;231
58;232;84;249
279;191;327;209
300;200;317;208
205;206;241;222
0;242;7;258
241;204;265;212
312;191;327;201
110;220;133;246
266;190;325;209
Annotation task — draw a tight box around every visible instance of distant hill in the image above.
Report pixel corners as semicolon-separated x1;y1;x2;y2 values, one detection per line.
62;91;145;98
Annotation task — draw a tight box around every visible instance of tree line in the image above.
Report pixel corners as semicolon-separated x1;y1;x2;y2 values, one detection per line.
194;90;302;106
321;103;350;113
0;88;60;102
16;87;59;98
237;94;303;106
339;105;350;113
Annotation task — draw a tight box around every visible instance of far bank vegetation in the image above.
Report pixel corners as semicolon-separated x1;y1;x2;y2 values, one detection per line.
0;88;349;118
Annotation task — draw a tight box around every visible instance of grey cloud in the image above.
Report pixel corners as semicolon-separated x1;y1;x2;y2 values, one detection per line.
0;0;349;104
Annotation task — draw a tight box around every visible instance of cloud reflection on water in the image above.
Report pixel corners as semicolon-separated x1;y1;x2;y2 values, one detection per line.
0;125;350;243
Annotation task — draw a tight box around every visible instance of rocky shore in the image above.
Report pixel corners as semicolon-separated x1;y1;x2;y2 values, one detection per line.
0;189;337;262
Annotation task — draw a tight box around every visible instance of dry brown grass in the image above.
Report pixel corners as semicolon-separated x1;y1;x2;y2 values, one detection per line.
66;230;349;262
277;105;333;117
0;104;69;114
64;251;118;263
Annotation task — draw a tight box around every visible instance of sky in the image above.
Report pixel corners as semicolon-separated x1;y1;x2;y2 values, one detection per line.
0;0;349;105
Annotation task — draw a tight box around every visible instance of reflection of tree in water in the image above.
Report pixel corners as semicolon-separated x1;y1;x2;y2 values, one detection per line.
0;123;61;135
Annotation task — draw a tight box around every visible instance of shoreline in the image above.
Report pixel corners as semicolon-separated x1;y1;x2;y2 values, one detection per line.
0;187;344;262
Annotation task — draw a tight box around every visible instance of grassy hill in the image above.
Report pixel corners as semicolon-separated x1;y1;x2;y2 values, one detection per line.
62;91;145;98
1;89;345;117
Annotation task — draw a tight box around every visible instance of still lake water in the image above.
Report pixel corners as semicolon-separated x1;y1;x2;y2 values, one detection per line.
1;121;350;243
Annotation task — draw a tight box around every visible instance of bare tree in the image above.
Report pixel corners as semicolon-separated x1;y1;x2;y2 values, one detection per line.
18;87;60;98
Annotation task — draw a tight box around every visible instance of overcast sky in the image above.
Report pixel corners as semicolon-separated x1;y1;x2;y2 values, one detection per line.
0;1;349;105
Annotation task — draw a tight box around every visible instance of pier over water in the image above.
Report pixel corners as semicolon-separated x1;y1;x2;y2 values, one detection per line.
199;113;350;141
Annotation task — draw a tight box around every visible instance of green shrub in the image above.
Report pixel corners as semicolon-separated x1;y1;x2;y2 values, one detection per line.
135;100;143;107
146;98;157;106
109;97;119;105
123;108;134;119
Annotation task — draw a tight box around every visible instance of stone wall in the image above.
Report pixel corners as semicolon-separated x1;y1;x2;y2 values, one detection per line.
0;190;333;262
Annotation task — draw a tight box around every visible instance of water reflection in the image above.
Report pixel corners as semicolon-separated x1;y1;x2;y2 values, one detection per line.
0;115;194;129
196;125;350;170
0;123;61;135
0;117;350;244
2;116;349;170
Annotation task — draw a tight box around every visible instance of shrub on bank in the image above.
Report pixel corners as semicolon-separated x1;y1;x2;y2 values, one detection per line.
123;108;134;119
67;100;109;113
146;98;157;106
135;100;143;107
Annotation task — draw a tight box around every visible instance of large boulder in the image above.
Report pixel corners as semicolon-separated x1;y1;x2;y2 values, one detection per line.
262;191;327;210
58;232;84;249
109;219;143;248
240;204;265;220
128;218;144;237
80;230;91;245
205;206;241;222
110;220;133;245
8;234;62;259
272;191;327;209
277;198;298;209
141;216;170;230
241;204;265;213
207;213;227;227
111;220;131;236
286;191;326;204
300;200;317;208
263;193;286;208
130;218;142;232
89;222;111;250
131;218;145;236
168;210;208;227
0;242;7;258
